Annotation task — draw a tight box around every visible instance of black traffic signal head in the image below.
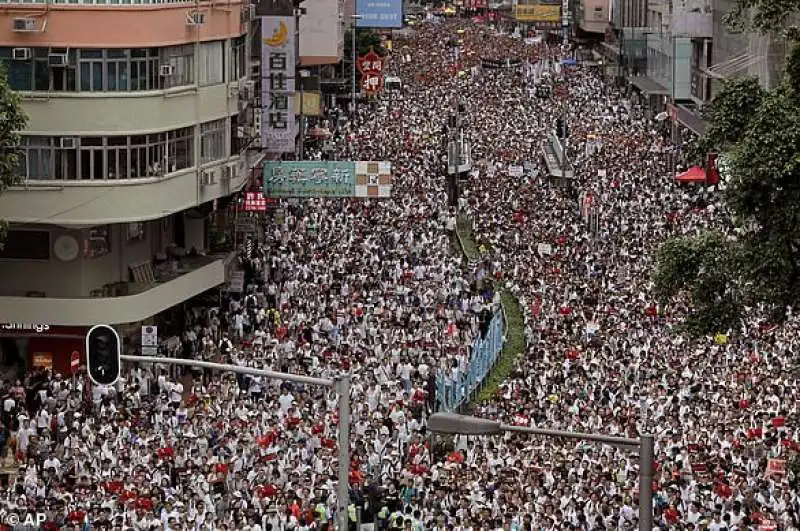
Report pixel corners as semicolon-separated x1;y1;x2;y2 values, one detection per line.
86;325;121;386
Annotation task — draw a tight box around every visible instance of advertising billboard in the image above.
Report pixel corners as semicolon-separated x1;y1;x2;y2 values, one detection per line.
356;0;403;28
300;0;343;64
514;4;561;25
261;16;297;153
263;161;393;198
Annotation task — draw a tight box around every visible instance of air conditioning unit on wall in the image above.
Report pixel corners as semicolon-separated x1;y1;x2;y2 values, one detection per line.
60;137;77;149
186;11;206;26
12;18;37;32
12;48;32;60
48;53;69;68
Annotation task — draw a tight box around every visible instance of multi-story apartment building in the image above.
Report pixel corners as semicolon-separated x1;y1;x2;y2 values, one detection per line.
596;0;649;84
0;0;260;372
575;0;609;35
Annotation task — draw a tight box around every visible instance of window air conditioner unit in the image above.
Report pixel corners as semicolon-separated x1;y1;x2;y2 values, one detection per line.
159;64;175;77
12;48;32;61
48;53;69;68
59;137;77;149
12;18;37;32
186;12;206;26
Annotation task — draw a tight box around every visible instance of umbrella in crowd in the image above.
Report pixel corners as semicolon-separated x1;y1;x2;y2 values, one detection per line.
0;18;798;531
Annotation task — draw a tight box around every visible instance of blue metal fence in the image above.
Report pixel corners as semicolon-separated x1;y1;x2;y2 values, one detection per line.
436;311;505;411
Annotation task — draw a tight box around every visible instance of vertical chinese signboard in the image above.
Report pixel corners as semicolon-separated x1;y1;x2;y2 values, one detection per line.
358;50;385;96
261;16;297;153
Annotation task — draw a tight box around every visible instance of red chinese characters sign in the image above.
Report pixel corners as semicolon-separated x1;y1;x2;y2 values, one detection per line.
358;50;385;96
243;192;279;212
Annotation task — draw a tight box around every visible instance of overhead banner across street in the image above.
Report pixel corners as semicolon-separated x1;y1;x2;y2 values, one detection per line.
263;161;393;198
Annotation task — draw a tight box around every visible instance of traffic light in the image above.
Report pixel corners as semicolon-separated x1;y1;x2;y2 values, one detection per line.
86;325;121;386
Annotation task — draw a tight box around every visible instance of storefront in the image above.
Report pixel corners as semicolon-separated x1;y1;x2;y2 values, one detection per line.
0;323;89;376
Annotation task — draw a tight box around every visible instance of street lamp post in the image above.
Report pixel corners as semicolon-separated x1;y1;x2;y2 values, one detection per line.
427;413;655;530
299;69;310;160
120;355;352;530
351;14;362;116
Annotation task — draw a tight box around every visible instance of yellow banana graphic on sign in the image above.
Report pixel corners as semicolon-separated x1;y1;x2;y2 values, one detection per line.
264;21;289;47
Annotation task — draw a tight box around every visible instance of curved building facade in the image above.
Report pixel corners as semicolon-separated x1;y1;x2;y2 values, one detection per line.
0;0;258;328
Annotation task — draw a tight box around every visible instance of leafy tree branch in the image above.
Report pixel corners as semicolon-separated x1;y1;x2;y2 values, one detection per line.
0;64;29;244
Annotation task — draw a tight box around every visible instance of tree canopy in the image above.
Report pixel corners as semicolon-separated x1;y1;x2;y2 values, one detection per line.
344;28;388;59
0;64;28;244
723;0;800;37
654;3;800;334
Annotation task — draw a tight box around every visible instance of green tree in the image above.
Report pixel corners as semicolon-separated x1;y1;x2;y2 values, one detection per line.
685;77;766;165
654;2;800;334
653;232;741;335
343;28;387;59
0;64;28;244
723;0;800;36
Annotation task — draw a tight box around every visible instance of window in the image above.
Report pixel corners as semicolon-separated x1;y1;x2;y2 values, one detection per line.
33;49;50;91
22;137;53;181
21;128;192;182
229;37;247;82
230;115;242;155
0;230;50;261
130;134;166;178
161;44;194;88
200;119;227;163
107;136;129;179
54;141;78;181
198;41;224;86
78;49;104;92
79;137;103;180
168;127;195;172
106;49;129;90
130;48;160;91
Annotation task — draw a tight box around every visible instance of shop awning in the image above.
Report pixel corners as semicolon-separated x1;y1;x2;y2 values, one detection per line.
630;76;670;95
674;165;707;184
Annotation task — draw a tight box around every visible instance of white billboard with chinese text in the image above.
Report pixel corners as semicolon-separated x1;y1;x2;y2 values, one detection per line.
261;16;297;153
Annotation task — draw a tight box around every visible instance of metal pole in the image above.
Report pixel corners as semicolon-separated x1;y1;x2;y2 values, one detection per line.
295;8;302;157
336;375;351;531
299;73;305;160
120;355;334;387
351;21;358;115
639;434;654;531
452;98;460;208
499;423;639;447
562;100;568;179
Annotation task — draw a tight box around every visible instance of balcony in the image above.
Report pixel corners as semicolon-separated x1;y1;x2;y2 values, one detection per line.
0;156;250;226
20;84;238;136
0;252;235;326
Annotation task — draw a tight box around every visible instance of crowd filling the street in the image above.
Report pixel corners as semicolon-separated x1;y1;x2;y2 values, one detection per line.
1;16;800;531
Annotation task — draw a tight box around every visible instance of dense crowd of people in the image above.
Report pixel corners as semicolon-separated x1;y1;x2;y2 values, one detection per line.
0;16;798;531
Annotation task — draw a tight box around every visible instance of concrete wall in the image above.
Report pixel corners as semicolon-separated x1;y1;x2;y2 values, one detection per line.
0;220;172;298
21;84;237;136
0;156;247;226
300;0;344;65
